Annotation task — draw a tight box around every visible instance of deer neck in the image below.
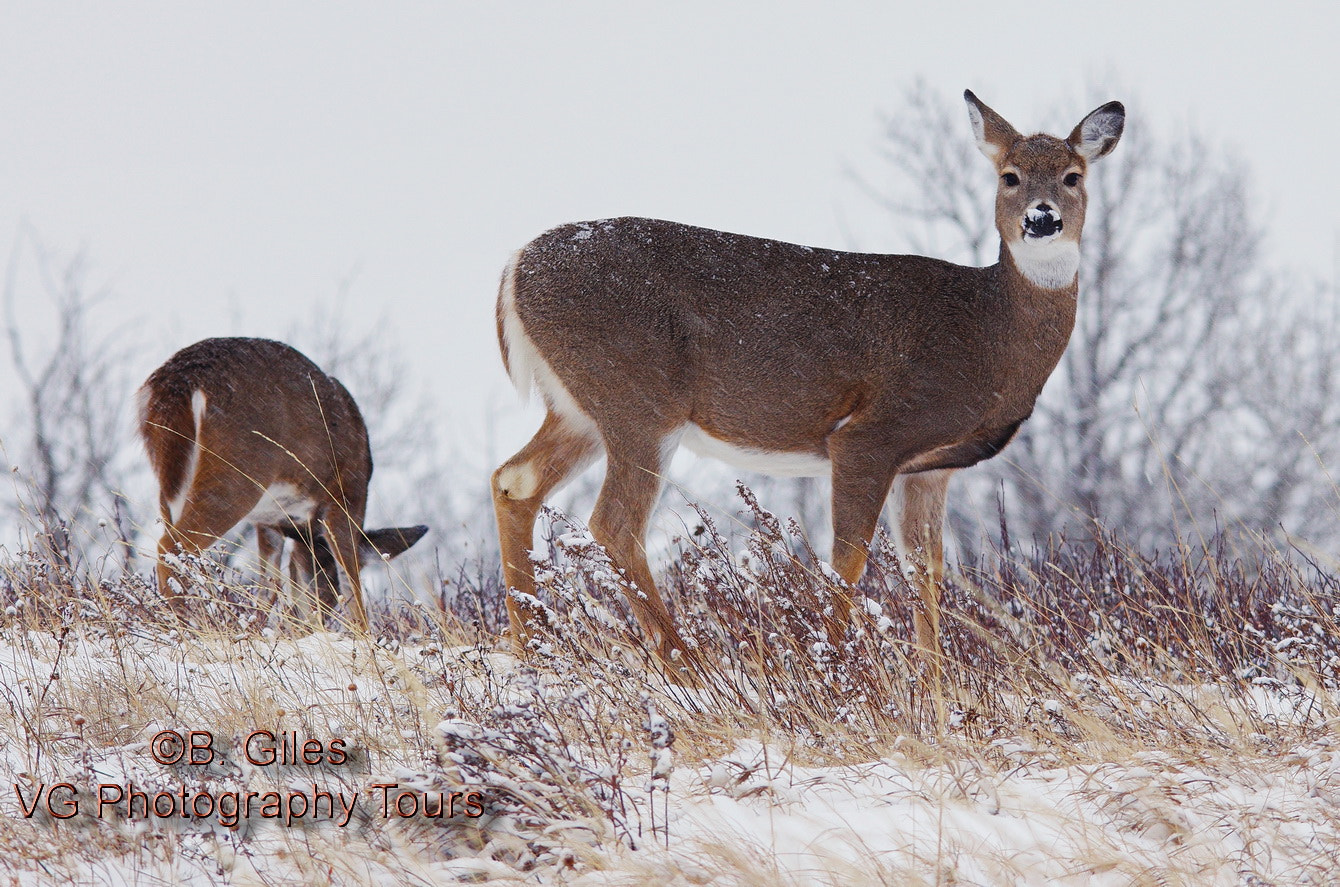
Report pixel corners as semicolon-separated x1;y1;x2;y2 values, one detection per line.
997;236;1078;302
1002;234;1080;292
990;238;1080;384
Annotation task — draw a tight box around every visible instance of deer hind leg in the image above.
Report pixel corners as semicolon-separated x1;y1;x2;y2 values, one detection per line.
492;410;602;649
890;469;954;665
588;441;698;675
155;468;262;610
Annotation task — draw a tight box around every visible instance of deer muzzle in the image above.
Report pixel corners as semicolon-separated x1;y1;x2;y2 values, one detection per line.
1022;204;1063;239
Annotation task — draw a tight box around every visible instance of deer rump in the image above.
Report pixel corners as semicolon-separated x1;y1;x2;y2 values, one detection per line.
139;337;426;626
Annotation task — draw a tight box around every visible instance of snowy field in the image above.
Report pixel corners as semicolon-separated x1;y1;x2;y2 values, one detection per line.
1;633;1336;885
2;508;1338;885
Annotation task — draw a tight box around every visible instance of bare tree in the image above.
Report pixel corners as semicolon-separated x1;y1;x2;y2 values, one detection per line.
0;229;145;573
852;82;1340;551
287;280;434;488
1214;277;1340;540
2;227;141;566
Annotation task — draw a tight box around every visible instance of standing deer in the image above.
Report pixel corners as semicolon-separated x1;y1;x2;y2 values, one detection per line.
492;90;1124;673
138;337;428;628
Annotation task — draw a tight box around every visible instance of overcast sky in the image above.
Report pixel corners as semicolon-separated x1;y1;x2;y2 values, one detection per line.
1;2;1335;470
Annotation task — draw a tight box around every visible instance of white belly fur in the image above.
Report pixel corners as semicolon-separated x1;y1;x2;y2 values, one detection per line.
244;482;318;526
679;424;830;478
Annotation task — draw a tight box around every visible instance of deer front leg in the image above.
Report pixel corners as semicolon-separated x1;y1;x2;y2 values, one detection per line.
314;511;369;632
254;525;287;620
284;524;329;627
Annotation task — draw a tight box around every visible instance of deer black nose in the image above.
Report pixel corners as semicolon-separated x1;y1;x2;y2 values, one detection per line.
1023;205;1063;239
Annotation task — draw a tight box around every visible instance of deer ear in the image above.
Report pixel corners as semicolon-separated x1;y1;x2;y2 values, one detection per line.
357;524;429;567
964;90;1021;163
1068;101;1125;162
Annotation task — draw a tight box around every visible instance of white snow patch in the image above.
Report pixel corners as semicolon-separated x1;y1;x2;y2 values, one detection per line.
3;632;1337;885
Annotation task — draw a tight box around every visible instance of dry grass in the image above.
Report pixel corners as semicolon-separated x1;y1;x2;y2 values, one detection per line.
1;490;1338;884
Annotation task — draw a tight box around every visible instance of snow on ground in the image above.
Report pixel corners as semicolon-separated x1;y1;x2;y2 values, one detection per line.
631;740;1340;885
1;630;1337;885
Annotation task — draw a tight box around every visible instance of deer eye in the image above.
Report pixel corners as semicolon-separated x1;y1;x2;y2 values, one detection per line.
1001;172;1020;187
1064;172;1082;187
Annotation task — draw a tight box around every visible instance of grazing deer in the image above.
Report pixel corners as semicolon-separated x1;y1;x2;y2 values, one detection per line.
138;337;428;628
492;90;1124;673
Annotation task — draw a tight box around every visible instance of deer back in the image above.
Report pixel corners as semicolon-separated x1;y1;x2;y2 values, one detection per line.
505;218;1075;470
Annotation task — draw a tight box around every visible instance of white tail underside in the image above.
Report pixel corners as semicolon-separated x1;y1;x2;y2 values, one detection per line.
164;390;209;524
499;253;598;435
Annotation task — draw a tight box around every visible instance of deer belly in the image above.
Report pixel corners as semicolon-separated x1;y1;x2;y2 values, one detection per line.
244;483;319;526
679;425;830;478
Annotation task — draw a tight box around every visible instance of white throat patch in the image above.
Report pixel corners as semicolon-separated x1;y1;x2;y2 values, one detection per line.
1008;238;1080;290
